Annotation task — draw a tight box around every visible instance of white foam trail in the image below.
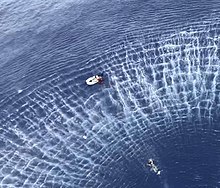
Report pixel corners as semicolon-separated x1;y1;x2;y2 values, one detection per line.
163;179;170;188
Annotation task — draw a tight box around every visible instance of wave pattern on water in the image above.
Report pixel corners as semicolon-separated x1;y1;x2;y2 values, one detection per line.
0;0;220;188
1;23;220;187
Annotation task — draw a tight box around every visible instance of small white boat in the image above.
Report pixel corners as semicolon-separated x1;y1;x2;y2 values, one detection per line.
86;75;103;86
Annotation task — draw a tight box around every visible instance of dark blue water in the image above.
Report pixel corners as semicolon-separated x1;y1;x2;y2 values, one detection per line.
0;0;220;187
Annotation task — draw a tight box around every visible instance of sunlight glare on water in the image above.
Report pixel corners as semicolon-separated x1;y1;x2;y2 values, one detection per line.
0;0;220;188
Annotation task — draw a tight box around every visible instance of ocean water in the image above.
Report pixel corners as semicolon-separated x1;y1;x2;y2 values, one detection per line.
0;0;220;187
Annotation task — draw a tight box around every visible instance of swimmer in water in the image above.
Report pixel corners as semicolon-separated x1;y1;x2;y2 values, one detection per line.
147;159;161;175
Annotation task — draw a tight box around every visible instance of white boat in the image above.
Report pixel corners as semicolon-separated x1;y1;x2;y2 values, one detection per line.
86;75;102;85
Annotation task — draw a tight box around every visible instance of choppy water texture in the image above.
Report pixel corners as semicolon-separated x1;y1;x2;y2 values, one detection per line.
0;0;220;187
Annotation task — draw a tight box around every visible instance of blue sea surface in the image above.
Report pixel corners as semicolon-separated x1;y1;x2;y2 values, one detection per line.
0;0;220;187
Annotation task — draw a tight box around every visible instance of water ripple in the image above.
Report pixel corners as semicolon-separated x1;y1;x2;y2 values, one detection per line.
0;0;220;187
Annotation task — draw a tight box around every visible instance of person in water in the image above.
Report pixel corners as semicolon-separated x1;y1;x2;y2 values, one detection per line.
147;159;161;175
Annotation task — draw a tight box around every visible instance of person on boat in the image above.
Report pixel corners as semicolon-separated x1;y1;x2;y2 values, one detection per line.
95;75;104;84
147;159;161;175
86;74;104;85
